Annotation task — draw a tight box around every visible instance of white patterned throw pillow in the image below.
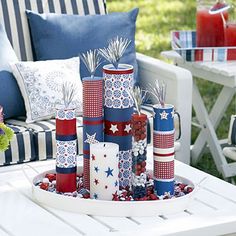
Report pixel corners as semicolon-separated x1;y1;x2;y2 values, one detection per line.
11;57;82;123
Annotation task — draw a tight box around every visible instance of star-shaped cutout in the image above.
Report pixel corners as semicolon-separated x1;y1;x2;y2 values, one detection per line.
84;133;99;144
93;193;98;199
105;167;114;177
94;166;99;173
94;179;99;185
110;124;118;133
91;154;96;161
160;110;168;120
124;124;131;133
114;180;118;187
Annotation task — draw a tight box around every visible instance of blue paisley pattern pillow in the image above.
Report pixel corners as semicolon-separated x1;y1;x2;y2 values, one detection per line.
11;57;82;123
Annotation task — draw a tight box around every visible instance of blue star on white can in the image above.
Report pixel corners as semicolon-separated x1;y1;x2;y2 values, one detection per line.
90;142;119;200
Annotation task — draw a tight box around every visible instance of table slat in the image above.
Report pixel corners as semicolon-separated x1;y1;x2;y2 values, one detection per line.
0;184;81;236
9;180;110;235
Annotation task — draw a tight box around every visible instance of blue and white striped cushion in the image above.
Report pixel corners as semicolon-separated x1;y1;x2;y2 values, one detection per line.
6;117;83;160
0;0;106;61
0;124;35;165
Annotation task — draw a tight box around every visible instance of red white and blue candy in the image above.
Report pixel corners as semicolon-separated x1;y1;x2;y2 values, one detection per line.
131;113;148;199
36;171;194;201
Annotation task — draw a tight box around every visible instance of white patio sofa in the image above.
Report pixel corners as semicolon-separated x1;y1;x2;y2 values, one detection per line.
0;0;192;165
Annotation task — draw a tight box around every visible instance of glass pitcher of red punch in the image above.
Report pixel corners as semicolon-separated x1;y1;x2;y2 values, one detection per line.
196;0;230;47
224;4;236;47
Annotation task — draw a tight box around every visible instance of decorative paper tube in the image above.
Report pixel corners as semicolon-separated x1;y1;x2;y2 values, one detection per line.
82;77;103;190
103;64;134;188
90;142;119;200
56;106;77;193
131;113;147;199
153;104;175;196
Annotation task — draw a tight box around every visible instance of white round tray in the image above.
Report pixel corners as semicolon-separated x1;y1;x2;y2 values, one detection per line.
32;167;197;217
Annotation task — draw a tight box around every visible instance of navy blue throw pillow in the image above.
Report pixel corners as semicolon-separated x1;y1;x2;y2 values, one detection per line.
0;24;25;119
26;8;139;81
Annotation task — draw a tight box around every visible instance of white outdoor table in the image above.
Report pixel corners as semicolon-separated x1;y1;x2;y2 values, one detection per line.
162;50;236;179
1;147;236;236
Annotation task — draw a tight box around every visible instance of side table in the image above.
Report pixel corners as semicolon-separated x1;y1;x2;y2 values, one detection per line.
162;50;236;179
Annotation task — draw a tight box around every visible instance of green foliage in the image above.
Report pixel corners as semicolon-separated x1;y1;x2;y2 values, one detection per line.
108;0;196;58
108;0;236;178
0;123;14;152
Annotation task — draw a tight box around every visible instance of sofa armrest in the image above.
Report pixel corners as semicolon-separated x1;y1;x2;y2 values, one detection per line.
136;52;193;164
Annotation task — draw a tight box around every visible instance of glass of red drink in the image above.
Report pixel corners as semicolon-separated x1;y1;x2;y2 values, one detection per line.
225;22;236;46
196;0;229;47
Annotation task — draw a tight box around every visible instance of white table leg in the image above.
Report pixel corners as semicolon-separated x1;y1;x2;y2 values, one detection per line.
192;85;235;163
191;81;231;177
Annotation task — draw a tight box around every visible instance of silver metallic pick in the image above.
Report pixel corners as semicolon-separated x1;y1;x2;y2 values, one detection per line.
62;81;77;108
148;80;166;108
129;86;148;115
99;36;131;69
80;49;102;79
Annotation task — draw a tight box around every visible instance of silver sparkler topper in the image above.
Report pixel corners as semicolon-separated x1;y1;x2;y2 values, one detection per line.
149;80;166;108
80;49;102;79
99;36;131;69
62;81;77;108
129;86;148;115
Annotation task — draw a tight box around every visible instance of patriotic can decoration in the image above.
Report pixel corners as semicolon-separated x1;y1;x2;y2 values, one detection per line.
55;82;78;193
100;37;134;188
56;105;77;193
131;113;147;199
153;104;175;196
80;50;104;190
90;142;119;200
149;80;175;196
103;64;134;188
129;86;148;198
82;77;103;190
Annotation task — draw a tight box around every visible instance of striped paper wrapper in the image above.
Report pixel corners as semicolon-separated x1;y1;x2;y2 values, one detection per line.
55;106;77;193
172;31;236;62
103;64;134;188
82;77;104;190
153;104;175;195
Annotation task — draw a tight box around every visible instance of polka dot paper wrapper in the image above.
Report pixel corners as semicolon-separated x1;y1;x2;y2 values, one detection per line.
153;159;174;179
